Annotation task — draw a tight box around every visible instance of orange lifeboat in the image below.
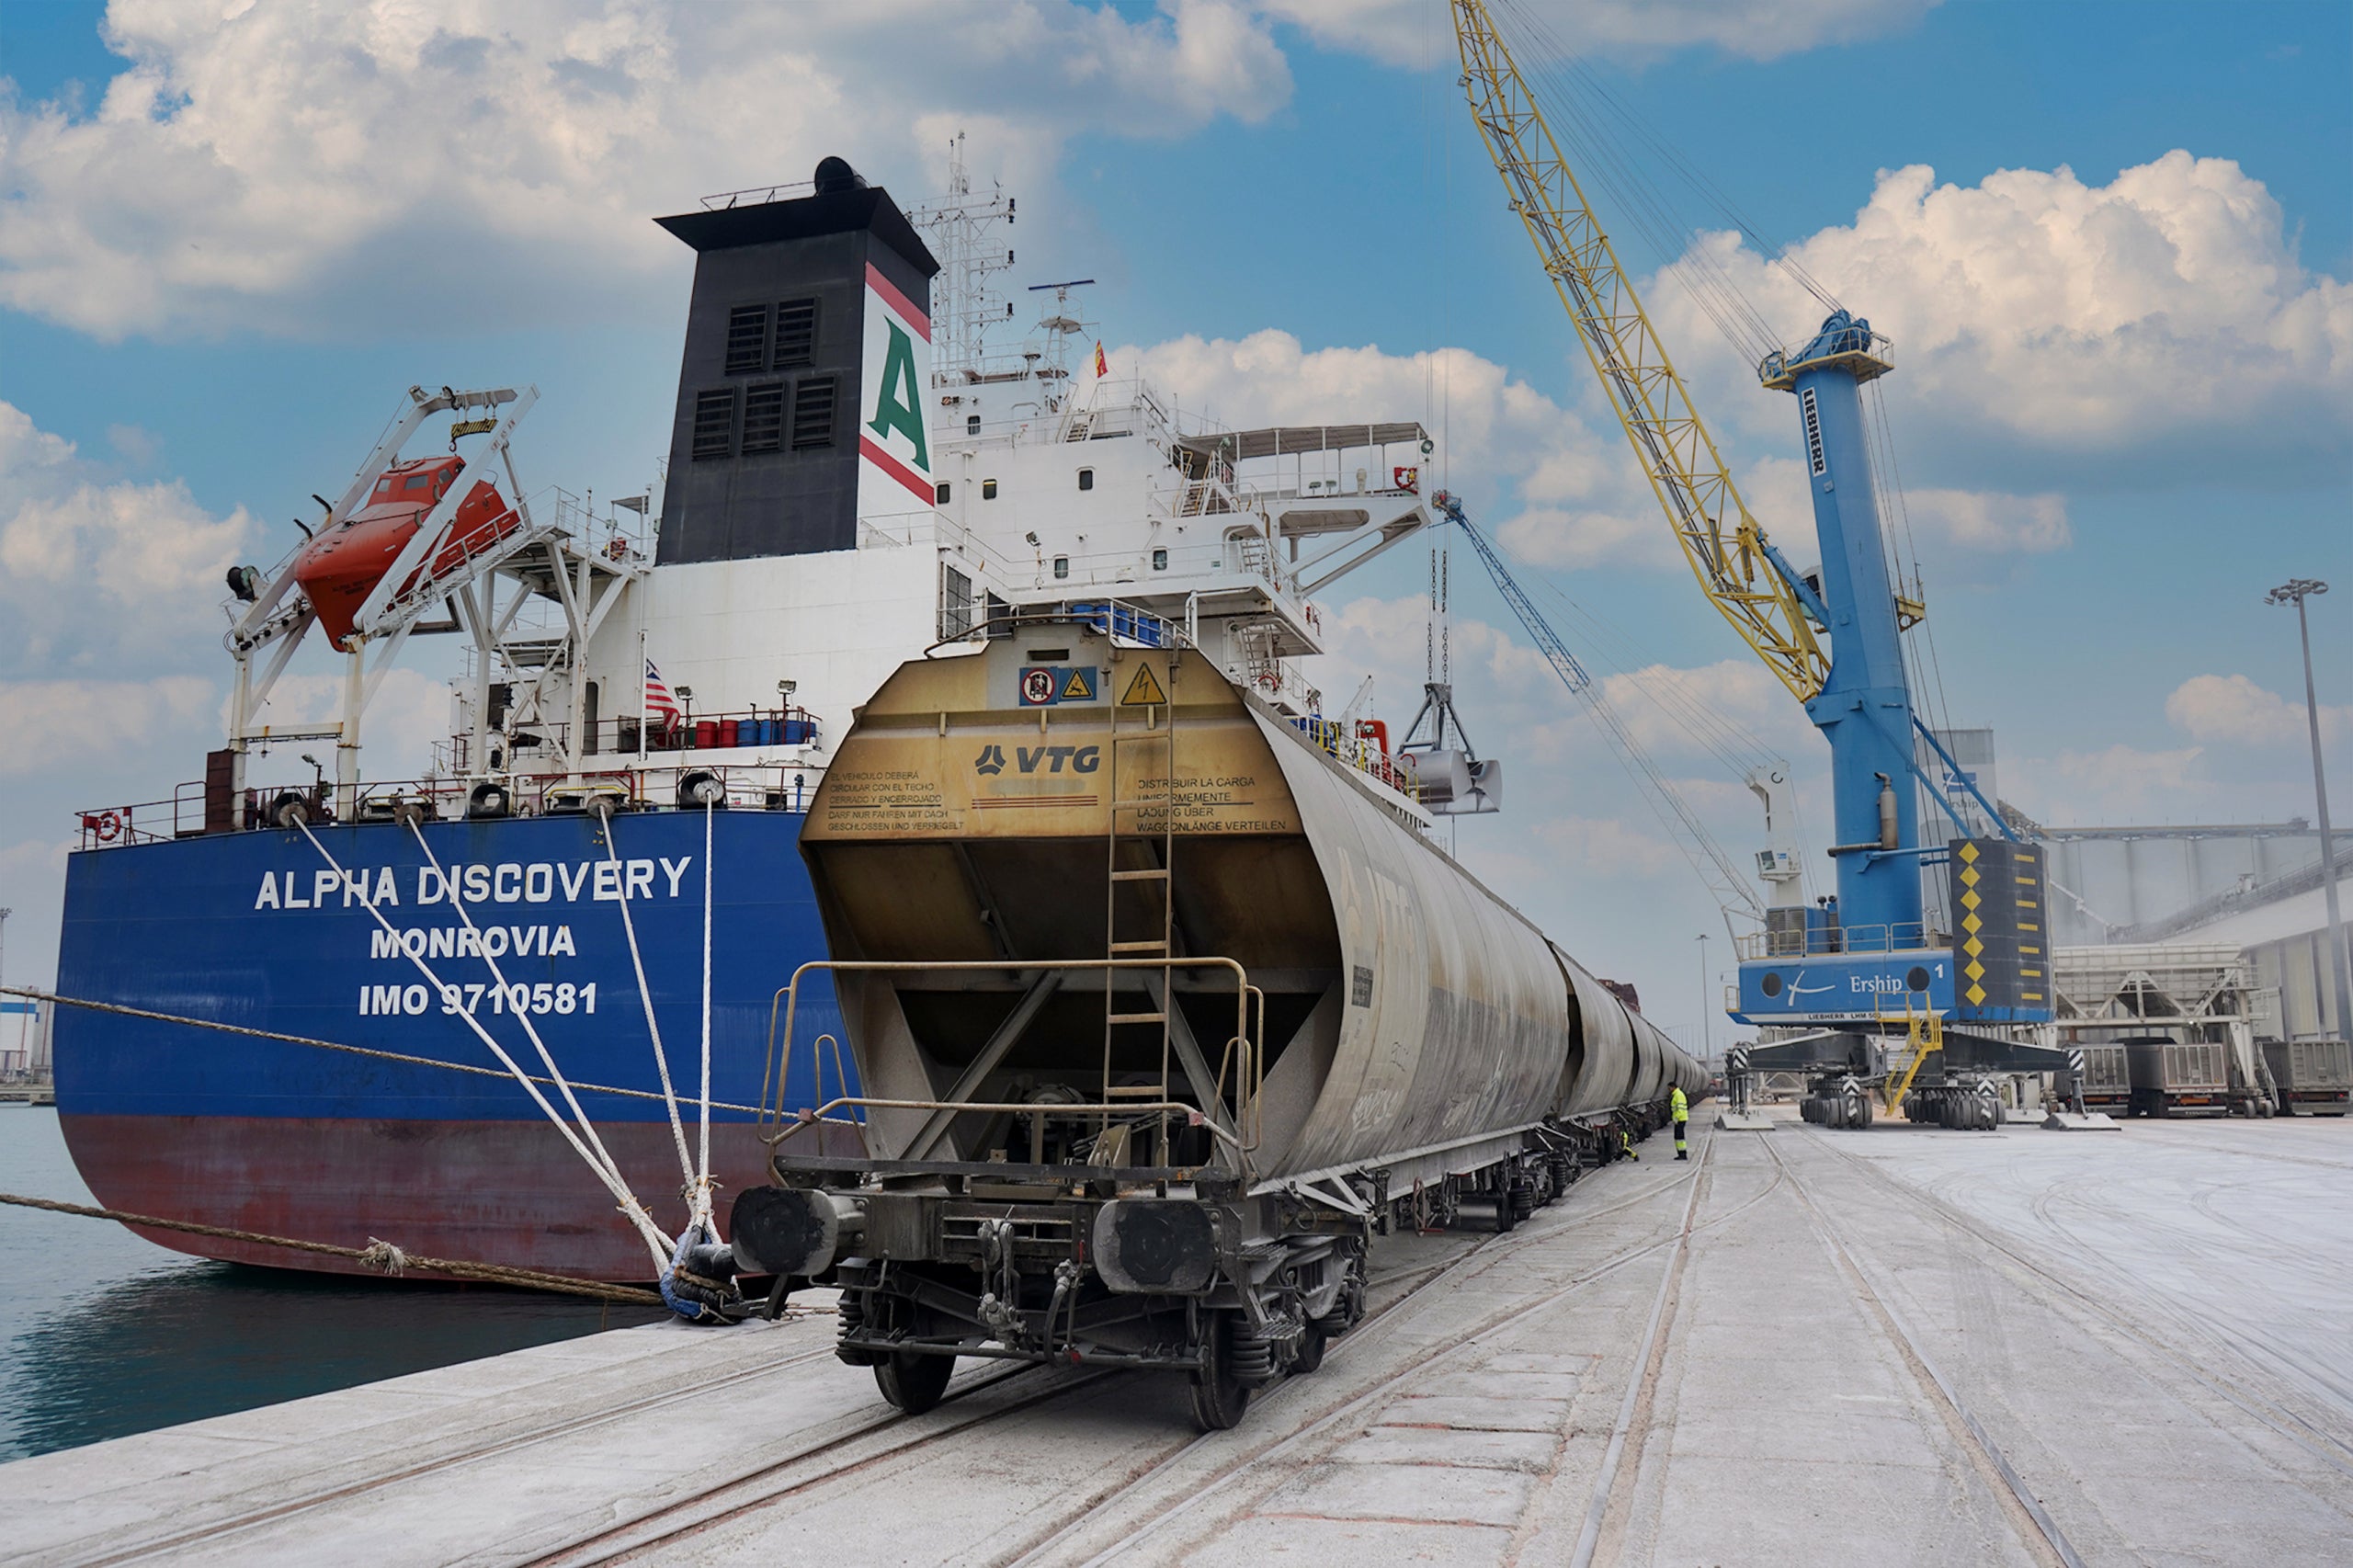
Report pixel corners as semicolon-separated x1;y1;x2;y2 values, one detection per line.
293;457;521;644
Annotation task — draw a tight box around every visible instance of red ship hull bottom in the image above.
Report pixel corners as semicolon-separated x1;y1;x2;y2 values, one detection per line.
57;1115;795;1283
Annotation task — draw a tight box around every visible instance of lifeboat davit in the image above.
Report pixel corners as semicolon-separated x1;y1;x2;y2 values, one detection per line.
293;456;521;644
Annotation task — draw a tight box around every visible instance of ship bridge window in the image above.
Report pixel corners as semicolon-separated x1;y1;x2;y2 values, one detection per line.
791;377;837;449
1052;555;1069;580
725;304;769;375
1152;548;1167;571
774;299;817;368
692;388;737;461
935;482;951;504
982;478;998;500
1077;468;1094;492
741;383;786;454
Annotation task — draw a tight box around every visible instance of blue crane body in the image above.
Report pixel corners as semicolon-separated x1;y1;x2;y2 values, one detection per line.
1769;312;1923;947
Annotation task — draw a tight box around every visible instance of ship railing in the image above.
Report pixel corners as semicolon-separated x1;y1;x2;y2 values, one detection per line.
1286;716;1420;801
761;957;1262;1173
74;784;215;848
439;707;825;775
74;756;837;846
926;597;1189;654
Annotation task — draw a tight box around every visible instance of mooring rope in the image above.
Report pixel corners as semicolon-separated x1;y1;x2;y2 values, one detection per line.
296;823;672;1270
394;821;651;1221
0;985;767;1116
695;799;718;1233
598;812;699;1205
0;1190;663;1306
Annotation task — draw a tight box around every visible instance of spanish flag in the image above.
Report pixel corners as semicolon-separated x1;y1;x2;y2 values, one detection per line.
1094;341;1108;379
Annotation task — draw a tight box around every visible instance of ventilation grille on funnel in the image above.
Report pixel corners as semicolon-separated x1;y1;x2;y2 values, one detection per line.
776;299;818;368
692;388;737;460
742;383;786;454
725;304;770;374
792;377;838;449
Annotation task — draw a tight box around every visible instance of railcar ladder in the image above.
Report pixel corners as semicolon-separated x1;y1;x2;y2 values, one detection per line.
1103;654;1178;1155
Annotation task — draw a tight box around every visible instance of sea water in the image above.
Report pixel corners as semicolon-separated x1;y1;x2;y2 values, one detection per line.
0;1107;660;1461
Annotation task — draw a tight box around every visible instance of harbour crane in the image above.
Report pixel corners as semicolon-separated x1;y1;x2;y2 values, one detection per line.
1449;0;2069;1126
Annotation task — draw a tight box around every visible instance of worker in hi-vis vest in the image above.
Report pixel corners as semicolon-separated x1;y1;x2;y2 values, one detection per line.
1671;1085;1689;1161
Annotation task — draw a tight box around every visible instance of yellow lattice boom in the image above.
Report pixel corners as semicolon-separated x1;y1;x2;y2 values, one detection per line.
1450;0;1829;702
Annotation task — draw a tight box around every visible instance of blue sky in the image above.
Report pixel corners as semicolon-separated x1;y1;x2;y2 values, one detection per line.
2;0;2347;1041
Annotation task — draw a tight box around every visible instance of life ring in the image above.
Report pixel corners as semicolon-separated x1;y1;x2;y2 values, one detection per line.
90;811;121;843
1256;671;1281;694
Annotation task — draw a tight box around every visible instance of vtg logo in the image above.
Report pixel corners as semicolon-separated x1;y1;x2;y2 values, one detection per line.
974;744;1100;776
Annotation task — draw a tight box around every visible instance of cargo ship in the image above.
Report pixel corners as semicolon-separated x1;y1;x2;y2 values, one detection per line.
53;154;1460;1281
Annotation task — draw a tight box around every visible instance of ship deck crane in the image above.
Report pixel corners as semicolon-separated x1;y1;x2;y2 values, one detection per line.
1432;491;1776;945
1449;0;2069;1126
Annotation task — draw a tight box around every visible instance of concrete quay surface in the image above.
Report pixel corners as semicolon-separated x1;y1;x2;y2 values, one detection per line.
5;1113;2349;1567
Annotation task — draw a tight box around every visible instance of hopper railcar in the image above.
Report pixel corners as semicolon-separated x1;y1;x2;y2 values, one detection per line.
731;622;1705;1429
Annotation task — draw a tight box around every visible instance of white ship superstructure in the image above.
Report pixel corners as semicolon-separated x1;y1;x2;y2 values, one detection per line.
440;160;1443;823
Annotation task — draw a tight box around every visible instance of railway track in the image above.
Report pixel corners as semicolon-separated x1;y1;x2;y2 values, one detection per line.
31;1131;1752;1568
1802;1125;2353;1482
528;1153;1708;1567
1759;1135;2087;1568
517;1142;1725;1568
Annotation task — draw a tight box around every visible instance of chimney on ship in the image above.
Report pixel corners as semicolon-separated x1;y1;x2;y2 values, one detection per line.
651;157;939;565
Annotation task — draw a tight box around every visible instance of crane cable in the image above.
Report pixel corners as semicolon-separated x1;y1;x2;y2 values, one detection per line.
1496;0;1843;349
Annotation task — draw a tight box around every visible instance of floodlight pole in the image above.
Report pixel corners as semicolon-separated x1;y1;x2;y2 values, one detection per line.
2267;578;2349;1041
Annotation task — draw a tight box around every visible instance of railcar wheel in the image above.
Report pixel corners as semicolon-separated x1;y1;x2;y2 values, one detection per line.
1189;1313;1251;1431
1291;1324;1327;1375
875;1350;954;1415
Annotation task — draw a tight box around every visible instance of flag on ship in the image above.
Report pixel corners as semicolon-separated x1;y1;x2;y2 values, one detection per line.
645;659;680;726
1094;341;1108;379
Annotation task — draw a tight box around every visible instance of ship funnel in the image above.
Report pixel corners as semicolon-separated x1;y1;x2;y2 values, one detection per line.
651;159;937;565
813;155;867;194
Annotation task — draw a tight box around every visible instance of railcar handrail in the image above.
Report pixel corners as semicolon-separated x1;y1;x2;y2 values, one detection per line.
762;956;1257;1176
772;1096;1245;1157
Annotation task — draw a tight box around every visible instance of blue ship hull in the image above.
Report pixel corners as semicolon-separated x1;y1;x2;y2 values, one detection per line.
53;810;851;1281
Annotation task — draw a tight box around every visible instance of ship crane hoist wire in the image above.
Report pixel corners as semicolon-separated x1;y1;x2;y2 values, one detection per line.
1431;492;1781;948
1449;0;2072;1125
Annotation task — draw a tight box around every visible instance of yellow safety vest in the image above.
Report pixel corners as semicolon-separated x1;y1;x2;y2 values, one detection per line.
1671;1086;1688;1119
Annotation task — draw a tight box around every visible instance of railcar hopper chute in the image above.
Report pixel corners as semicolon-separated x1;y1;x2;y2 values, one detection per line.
735;616;1700;1428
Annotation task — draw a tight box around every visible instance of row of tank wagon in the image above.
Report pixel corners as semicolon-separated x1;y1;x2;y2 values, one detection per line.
733;956;1706;1431
727;641;1708;1431
2071;1036;2353;1119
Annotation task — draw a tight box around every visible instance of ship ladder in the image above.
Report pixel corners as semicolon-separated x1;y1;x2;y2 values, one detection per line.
1103;653;1178;1163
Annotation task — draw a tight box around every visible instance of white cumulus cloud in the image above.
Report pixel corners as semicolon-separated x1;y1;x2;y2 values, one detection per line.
1900;489;2072;553
0;0;1291;340
0;402;256;664
1647;153;2353;473
0;676;216;775
2165;672;2347;748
